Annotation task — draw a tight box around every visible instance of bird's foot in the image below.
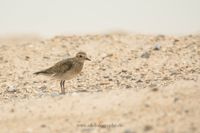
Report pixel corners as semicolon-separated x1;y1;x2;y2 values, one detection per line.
60;92;65;95
60;89;66;95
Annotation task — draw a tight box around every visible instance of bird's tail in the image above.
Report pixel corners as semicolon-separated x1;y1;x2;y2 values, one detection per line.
33;70;47;75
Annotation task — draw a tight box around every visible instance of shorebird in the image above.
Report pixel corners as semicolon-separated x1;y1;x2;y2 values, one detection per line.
34;52;90;94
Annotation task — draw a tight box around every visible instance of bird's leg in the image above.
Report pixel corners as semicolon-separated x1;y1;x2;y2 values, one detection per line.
62;80;66;94
60;80;63;93
60;80;65;94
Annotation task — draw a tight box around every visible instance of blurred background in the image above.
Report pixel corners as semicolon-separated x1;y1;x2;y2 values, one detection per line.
0;0;200;37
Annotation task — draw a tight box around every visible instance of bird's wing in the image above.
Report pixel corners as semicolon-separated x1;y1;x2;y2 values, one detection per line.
43;58;74;75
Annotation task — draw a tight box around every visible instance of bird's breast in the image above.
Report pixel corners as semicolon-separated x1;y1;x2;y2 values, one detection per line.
73;62;84;73
60;62;83;80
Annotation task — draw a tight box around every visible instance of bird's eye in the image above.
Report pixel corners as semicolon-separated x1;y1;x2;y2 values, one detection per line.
79;55;82;58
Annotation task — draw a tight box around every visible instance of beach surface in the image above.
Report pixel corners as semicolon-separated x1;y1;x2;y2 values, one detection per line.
0;33;200;133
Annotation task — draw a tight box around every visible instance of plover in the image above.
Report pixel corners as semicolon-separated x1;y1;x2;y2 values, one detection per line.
34;52;90;94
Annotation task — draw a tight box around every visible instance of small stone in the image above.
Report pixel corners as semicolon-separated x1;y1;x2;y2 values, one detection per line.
174;97;179;103
103;76;109;78
0;57;3;61
96;89;103;92
19;76;24;80
141;52;150;58
108;78;113;81
163;77;170;80
145;104;150;108
61;45;66;48
100;82;110;85
99;67;106;71
40;124;46;128
124;129;135;133
39;85;47;91
151;88;159;92
37;92;44;97
7;85;17;92
153;44;161;50
121;69;127;73
155;34;165;41
81;128;93;133
149;83;157;88
185;109;189;114
144;125;153;131
43;56;50;59
10;108;15;113
33;81;39;83
126;85;132;89
25;56;30;60
125;75;132;79
77;84;82;87
77;89;88;92
136;79;143;83
173;39;179;44
51;92;60;97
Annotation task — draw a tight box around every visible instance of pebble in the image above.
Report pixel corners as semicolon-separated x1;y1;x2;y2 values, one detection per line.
103;76;109;78
141;52;150;58
25;56;30;60
136;79;143;83
81;128;93;133
151;88;159;92
108;78;113;81
125;75;132;79
39;85;47;91
173;39;179;44
124;129;135;133
144;125;153;131
163;77;170;80
126;85;132;89
7;85;17;92
121;69;128;73
174;97;179;103
155;34;165;41
10;108;15;113
100;82;110;85
153;44;161;50
51;92;60;97
40;124;46;128
37;92;44;97
43;56;50;59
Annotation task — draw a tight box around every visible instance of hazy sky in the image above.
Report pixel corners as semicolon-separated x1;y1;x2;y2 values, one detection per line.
0;0;200;37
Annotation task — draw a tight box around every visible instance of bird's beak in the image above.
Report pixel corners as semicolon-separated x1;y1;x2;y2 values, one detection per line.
85;57;91;61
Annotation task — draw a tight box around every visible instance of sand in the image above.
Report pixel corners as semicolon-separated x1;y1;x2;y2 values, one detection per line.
0;33;200;133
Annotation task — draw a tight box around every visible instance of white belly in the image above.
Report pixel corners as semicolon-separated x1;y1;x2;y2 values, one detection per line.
62;71;79;80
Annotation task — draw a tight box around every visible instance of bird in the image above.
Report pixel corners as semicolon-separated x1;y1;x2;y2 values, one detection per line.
34;52;90;94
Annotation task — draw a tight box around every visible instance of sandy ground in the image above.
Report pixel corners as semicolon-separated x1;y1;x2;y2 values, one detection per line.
0;33;200;133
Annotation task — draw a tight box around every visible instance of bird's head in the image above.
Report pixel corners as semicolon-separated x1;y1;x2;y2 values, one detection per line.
76;52;91;62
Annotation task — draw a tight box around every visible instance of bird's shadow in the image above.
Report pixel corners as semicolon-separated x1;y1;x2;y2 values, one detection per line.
50;89;103;97
74;89;103;93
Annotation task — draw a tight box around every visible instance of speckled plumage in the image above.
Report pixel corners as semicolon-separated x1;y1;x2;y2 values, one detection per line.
34;52;90;94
